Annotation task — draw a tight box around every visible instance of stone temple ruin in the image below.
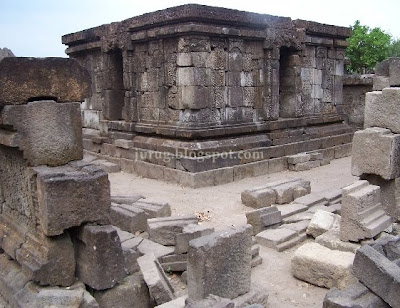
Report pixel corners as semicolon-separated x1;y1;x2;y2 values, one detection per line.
1;4;400;308
62;4;354;187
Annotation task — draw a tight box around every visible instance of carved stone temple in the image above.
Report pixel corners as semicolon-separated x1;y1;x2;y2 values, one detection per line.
62;4;353;187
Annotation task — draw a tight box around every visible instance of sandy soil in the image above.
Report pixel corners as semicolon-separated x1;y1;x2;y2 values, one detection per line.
109;156;358;308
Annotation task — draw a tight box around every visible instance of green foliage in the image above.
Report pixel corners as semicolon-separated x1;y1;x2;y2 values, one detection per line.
346;20;391;73
388;39;400;57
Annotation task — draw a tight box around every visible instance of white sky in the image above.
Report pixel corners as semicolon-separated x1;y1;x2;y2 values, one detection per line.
1;0;399;57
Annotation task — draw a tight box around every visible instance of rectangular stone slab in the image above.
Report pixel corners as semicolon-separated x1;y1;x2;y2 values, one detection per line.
36;164;111;236
0;57;91;105
187;224;252;300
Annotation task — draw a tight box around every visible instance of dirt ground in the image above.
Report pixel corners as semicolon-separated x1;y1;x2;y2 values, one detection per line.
109;156;358;308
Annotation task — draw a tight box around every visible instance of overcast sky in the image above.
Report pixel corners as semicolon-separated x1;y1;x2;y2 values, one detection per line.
1;0;399;58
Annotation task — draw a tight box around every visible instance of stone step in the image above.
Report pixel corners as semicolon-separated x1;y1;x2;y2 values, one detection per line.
110;203;147;233
276;203;308;218
255;227;306;251
276;233;307;252
364;212;392;237
359;203;383;221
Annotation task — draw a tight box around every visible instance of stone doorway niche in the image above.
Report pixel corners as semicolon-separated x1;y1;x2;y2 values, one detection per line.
279;47;300;118
103;49;125;120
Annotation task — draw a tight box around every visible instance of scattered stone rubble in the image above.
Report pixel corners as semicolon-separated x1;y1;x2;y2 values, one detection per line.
287;151;328;171
292;57;400;308
0;56;270;307
241;178;311;208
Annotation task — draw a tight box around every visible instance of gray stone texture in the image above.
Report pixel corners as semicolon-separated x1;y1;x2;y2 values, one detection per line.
353;237;400;308
351;127;400;180
16;281;99;308
0;57;91;105
148;215;198;246
175;224;214;254
62;4;352;187
1;100;83;166
73;224;126;290
316;229;361;253
306;209;341;238
246;206;282;235
137;253;175;305
241;179;311;208
291;242;357;289
94;272;153;308
361;174;400;222
323;282;390;308
364;87;400;134
36;164;110;236
389;57;400;86
110;199;171;234
184;295;234;308
187;225;252;300
340;181;392;242
256;227;306;252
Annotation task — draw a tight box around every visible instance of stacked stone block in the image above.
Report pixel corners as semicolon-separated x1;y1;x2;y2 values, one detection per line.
0;57;155;307
287;151;326;171
350;60;400;223
241;178;311;208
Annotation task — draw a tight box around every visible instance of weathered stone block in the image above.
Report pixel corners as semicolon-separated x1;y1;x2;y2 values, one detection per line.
287;153;311;164
36;164;110;236
246;206;282;235
187;225;252;300
175;224;214;254
323;282;391;308
0;57;91;105
178;86;211;109
256;227;305;252
361;174;400;222
241;179;311;208
276;203;308;218
73;225;126;290
1;101;83;166
241;187;277;209
110;203;148;234
137;253;175;305
373;76;390;91
306;209;341;238
353;237;400;308
340;180;392;242
351;127;400;180
389;58;400;86
160;254;187;272
316;229;360;253
94;272;152;308
16;281;98;308
291;242;357;289
185;294;234;308
17;233;75;286
148;215;198;246
289;160;321;171
364;88;400;134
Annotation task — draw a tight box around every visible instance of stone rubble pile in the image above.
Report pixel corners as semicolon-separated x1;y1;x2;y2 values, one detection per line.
0;56;271;308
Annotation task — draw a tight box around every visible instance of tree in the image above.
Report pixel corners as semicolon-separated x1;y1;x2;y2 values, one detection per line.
388;38;400;57
346;20;391;73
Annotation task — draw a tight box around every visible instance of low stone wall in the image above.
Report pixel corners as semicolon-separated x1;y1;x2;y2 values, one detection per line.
342;74;373;129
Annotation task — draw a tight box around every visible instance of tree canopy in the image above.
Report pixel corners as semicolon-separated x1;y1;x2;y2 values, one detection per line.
346;20;391;73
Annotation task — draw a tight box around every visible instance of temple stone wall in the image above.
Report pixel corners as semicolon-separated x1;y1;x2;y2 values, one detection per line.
62;4;354;187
